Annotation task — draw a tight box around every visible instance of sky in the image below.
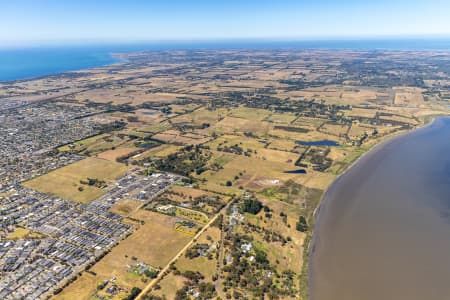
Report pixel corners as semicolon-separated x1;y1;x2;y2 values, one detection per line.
1;0;450;46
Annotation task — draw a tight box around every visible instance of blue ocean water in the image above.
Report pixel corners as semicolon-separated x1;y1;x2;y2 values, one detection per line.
1;39;450;82
0;47;118;82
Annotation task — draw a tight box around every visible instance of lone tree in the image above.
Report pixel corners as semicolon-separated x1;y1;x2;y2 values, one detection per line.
296;215;308;232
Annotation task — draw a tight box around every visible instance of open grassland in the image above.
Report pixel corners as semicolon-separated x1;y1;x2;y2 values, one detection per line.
151;128;211;145
165;185;229;213
151;272;186;299
269;126;343;143
346;107;378;118
132;144;182;160
56;210;192;299
6;227;45;240
393;87;425;106
109;199;143;216
54;272;99;300
213;116;271;135
197;152;306;196
58;133;110;152
169;185;211;199
266;112;298;124
59;132;134;156
320;123;349;136
135;122;171;134
229;106;272;121
22;157;129;203
207;134;267;151
267;137;299;152
128;210;193;268
151;225;221;299
175;226;221;278
175;207;209;224
171;107;228;125
348;123;372;138
97;147;140;162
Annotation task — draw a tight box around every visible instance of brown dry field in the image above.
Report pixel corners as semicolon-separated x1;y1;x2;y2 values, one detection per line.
379;114;419;125
207;134;267;151
267;137;299;152
269;127;343;144
175;226;221;278
131;144;182;160
97;147;140;162
348;123;373;138
346;107;378;118
151;272;186;299
54;272;99;300
57;210;192;299
200;154;301;191
167;185;215;202
213;116;271;135
22;157;130;203
152;131;209;145
127;210;193;268
109;199;143;216
393;87;425;106
321;123;349;136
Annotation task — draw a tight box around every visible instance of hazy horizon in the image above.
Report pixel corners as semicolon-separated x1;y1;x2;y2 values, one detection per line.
2;0;450;47
3;36;450;50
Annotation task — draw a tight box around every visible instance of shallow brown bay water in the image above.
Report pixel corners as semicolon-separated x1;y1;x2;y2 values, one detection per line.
310;117;450;300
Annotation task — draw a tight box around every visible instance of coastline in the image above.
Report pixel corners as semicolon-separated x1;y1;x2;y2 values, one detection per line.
0;50;123;84
305;115;441;299
3;38;450;84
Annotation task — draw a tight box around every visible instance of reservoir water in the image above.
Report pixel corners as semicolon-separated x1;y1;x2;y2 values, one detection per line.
310;117;450;300
296;140;340;147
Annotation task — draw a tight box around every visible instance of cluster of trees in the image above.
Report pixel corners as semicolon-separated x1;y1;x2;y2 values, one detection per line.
241;199;263;215
126;116;139;122
185;243;209;259
170;270;216;300
144;269;158;279
123;287;142;300
79;178;107;188
94;120;127;133
151;145;211;176
306;148;333;172
217;144;255;157
243;221;290;245
221;232;296;298
161;107;172;114
296;215;308;232
191;195;225;215
174;283;216;300
274;125;309;133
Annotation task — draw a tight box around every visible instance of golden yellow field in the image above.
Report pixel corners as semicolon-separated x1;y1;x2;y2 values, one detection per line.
128;210;193;268
6;227;45;240
151;272;186;299
109;199;143;216
56;210;192;299
97;147;140;162
213;116;271;135
22;157;129;203
54;272;99;300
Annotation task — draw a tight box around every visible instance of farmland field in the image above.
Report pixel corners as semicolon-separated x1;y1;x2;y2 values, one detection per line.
23;157;130;203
